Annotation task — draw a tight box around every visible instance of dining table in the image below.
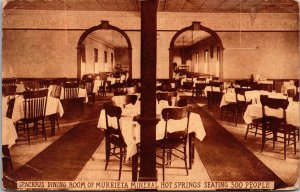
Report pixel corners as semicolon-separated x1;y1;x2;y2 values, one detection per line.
15;83;26;93
219;90;288;108
93;79;104;93
2;116;18;148
243;98;299;127
2;93;64;136
97;99;206;180
48;85;88;103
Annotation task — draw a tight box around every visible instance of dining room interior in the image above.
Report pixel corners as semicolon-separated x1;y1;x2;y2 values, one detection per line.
1;0;299;190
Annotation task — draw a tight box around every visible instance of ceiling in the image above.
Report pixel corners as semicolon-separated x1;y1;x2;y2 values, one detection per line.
4;0;299;13
174;31;212;47
86;30;128;49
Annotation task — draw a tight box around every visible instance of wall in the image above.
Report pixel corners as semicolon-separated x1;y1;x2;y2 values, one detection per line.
115;48;129;70
2;30;80;78
185;36;219;76
2;10;299;79
219;31;299;79
83;36;115;74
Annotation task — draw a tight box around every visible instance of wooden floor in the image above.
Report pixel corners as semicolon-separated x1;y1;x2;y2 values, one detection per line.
3;94;299;190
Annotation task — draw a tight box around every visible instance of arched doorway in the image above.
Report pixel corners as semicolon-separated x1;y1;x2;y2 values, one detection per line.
76;20;132;79
169;22;224;79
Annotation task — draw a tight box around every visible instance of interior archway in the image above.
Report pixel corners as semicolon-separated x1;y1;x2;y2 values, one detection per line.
76;20;132;79
169;22;224;80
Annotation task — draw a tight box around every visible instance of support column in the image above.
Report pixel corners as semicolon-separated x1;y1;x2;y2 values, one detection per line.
138;0;159;181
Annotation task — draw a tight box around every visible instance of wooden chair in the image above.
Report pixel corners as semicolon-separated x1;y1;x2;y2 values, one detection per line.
63;82;79;99
182;82;194;96
98;80;107;97
104;104;126;180
85;79;96;104
62;82;83;119
156;91;177;106
2;78;16;87
2;86;17;96
234;88;252;126
156;107;191;181
195;83;206;98
18;89;48;145
207;82;223;109
260;95;296;160
48;85;62;132
6;97;15;119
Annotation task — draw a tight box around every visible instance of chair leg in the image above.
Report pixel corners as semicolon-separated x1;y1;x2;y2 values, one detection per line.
119;147;123;180
293;130;297;155
56;116;60;132
42;119;47;141
254;123;258;137
284;129;287;160
26;123;30;146
288;129;291;145
162;147;165;181
105;141;110;170
235;108;238;127
261;128;265;152
184;146;188;176
245;124;250;140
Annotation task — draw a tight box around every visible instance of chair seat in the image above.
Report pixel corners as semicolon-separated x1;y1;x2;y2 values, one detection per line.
109;135;127;148
156;138;185;149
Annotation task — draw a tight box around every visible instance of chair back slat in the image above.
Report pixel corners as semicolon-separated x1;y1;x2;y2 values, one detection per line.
63;82;79;99
23;89;48;120
104;104;126;145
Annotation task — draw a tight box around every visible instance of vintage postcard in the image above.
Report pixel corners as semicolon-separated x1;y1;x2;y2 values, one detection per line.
1;0;299;191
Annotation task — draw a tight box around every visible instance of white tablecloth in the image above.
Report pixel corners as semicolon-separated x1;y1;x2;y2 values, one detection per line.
97;103;206;160
204;86;221;97
2;116;18;148
220;90;288;108
243;101;299;127
93;80;104;93
219;92;246;107
281;83;297;95
7;95;64;122
48;85;88;103
245;90;287;104
16;83;26;93
107;77;125;85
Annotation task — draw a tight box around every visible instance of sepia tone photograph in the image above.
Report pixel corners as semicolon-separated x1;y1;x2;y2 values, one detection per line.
1;0;299;190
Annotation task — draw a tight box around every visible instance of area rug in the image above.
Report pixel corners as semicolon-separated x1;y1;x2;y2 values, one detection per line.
193;105;288;189
4;110;105;189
